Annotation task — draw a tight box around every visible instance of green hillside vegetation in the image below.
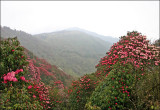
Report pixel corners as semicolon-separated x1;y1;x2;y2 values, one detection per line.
34;30;112;76
1;26;51;60
1;26;113;77
24;48;74;87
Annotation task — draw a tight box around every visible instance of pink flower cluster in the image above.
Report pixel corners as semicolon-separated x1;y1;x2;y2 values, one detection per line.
28;85;32;89
35;82;50;108
96;31;160;77
3;69;23;83
54;80;64;89
27;58;56;83
20;76;26;81
27;82;50;108
70;75;99;103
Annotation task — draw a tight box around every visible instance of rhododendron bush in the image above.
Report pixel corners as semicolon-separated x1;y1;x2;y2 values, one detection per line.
68;73;99;110
0;37;43;109
95;31;159;79
86;31;160;110
67;31;159;110
0;37;72;109
0;37;28;89
86;62;136;109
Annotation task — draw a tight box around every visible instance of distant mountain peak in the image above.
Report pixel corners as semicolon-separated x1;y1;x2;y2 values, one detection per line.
63;27;119;44
66;27;86;31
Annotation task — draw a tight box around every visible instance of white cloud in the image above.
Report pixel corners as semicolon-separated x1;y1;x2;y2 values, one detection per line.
1;1;159;42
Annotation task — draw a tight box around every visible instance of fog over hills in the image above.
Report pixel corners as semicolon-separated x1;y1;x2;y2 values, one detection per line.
1;26;118;76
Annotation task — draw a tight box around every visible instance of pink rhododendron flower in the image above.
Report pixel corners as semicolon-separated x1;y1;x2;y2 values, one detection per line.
19;69;23;72
7;72;11;76
46;101;49;104
3;71;17;82
7;76;13;81
9;71;15;77
15;69;23;74
33;94;36;98
4;80;7;83
3;76;7;81
155;61;159;66
28;85;32;89
12;78;18;82
20;76;25;81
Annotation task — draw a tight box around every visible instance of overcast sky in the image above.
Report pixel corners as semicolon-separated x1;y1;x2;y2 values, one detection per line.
1;1;159;42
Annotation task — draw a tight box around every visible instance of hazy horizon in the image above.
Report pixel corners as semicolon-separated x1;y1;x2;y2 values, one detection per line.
1;1;159;42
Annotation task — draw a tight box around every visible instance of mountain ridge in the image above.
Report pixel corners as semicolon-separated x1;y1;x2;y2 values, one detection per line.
1;26;117;76
33;27;119;44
